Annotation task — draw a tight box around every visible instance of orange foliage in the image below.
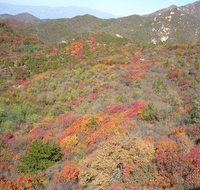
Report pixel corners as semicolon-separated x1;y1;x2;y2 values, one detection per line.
109;184;124;190
169;128;185;137
169;68;182;80
131;69;146;80
43;128;57;142
57;113;135;153
0;177;35;190
54;161;79;183
16;176;34;190
70;39;84;57
122;163;140;176
65;115;104;136
87;37;96;52
0;180;16;190
86;133;99;145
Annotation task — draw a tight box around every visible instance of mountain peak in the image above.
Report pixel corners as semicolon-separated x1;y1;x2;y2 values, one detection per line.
168;5;177;9
15;12;40;22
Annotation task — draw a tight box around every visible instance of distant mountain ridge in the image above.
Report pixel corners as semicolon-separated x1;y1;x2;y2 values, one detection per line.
0;13;40;23
0;3;115;19
20;1;200;44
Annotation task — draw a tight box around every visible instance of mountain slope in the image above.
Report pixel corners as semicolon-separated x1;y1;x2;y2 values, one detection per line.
22;1;200;44
179;0;200;19
13;13;40;23
0;22;200;189
0;13;40;28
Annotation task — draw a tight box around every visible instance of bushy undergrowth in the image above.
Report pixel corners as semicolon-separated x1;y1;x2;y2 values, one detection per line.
0;98;41;132
0;24;200;190
17;141;61;174
186;99;200;124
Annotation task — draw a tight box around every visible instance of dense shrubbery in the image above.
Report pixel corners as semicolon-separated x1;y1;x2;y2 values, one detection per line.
1;23;200;189
186;99;200;124
17;43;41;53
79;135;155;190
0;98;41;132
17;141;61;173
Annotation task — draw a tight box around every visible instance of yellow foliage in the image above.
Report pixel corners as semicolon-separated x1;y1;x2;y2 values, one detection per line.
61;135;78;151
26;88;32;93
79;135;155;189
35;116;54;127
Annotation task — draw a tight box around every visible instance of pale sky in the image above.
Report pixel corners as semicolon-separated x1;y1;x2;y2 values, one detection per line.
0;0;198;16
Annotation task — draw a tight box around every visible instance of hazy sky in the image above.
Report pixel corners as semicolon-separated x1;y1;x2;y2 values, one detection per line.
0;0;197;16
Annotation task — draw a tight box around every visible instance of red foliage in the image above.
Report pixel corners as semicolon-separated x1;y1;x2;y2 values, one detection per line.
155;140;197;188
0;162;10;179
191;147;200;169
123;55;154;81
107;104;128;114
16;176;34;189
86;133;100;145
70;97;84;106
124;101;146;118
56;113;77;128
106;101;146;118
131;69;146;80
179;79;189;89
130;55;141;64
122;163;140;176
70;39;84;58
0;176;36;190
169;68;182;80
109;184;124;190
28;125;50;140
0;132;14;144
54;161;79;184
186;125;200;139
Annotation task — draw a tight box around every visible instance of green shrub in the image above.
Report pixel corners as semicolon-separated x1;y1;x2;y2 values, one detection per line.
194;61;200;70
0;98;41;132
186;99;200;124
166;89;183;106
12;102;41;124
116;94;127;103
87;117;98;129
177;57;185;66
48;107;65;117
17;141;62;174
141;103;158;121
73;152;85;163
162;59;169;67
18;44;40;53
152;77;167;93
